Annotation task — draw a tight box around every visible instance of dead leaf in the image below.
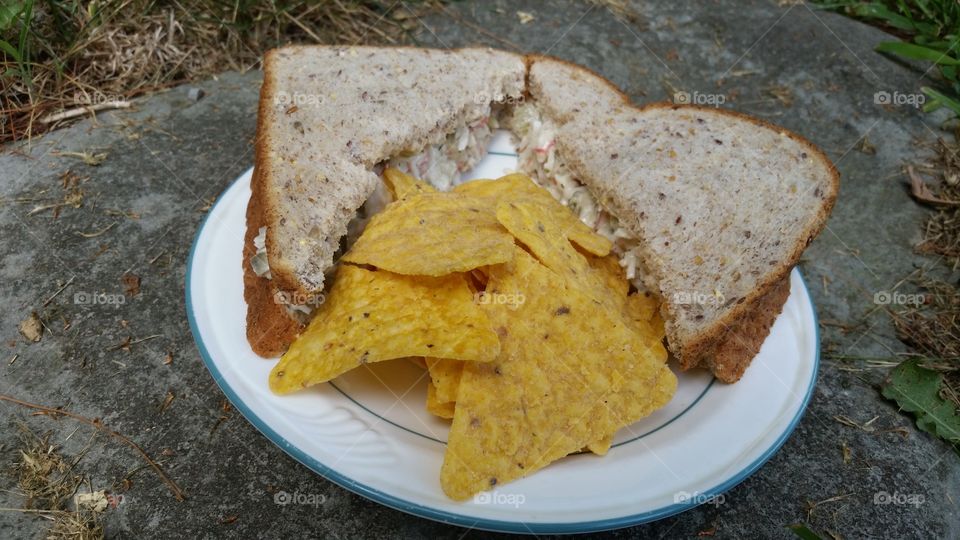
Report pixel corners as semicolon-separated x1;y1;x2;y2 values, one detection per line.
19;313;43;342
854;136;876;155
74;490;109;513
122;273;141;296
517;11;534;24
158;391;175;414
909;165;960;207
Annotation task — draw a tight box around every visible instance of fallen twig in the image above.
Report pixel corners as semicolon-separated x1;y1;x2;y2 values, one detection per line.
0;394;186;501
74;222;116;238
39;101;131;124
43;277;76;307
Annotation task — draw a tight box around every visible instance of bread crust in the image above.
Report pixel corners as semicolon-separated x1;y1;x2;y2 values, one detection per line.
243;50;304;357
701;276;791;383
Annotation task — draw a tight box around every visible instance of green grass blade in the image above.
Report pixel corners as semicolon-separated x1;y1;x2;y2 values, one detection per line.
922;86;960;115
0;38;21;62
788;524;825;540
877;41;960;65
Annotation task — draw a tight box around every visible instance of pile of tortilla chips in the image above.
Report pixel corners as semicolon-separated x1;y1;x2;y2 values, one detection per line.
269;168;677;501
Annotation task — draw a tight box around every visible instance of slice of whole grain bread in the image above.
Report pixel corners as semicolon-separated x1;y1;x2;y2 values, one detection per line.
258;46;526;297
526;56;838;380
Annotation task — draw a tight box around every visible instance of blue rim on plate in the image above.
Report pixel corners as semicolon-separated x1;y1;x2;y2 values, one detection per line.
185;175;820;534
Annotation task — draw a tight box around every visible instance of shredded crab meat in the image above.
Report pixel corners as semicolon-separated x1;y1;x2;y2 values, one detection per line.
386;114;496;190
510;103;648;290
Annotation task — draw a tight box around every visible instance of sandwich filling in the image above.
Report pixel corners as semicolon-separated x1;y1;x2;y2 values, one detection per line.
509;103;652;291
385;113;497;190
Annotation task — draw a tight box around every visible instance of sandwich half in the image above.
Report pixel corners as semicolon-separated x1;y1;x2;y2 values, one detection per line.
515;56;838;381
245;45;526;356
244;46;838;382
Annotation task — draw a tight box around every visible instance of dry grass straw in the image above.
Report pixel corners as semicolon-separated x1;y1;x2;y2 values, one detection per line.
1;1;431;144
10;424;104;539
916;132;960;267
889;272;960;407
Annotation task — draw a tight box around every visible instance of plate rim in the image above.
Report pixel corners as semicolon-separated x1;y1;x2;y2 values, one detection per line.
185;170;821;534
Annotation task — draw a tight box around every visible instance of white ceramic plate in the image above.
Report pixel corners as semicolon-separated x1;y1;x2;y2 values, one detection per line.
187;131;819;534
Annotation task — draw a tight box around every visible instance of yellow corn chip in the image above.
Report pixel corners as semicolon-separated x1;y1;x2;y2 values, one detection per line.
455;174;612;256
586;434;613;456
383;167;436;200
426;381;456;419
426;358;464;404
625;292;666;342
342;191;515;276
586;252;629;298
495;200;616;304
269;265;499;394
440;248;676;500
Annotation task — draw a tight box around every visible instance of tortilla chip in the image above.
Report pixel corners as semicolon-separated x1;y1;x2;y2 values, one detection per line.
587;434;613;456
624;292;665;342
342;191;515;276
495;200;618;305
586;252;629;298
455;174;612;256
383;167;436;200
440;248;676;500
426;358;464;404
269;265;499;394
426;381;456;419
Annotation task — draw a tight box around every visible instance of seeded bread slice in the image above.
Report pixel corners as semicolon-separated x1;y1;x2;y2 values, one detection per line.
258;46;526;296
527;57;838;380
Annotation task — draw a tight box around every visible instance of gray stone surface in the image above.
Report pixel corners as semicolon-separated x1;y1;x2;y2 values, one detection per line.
1;0;957;538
